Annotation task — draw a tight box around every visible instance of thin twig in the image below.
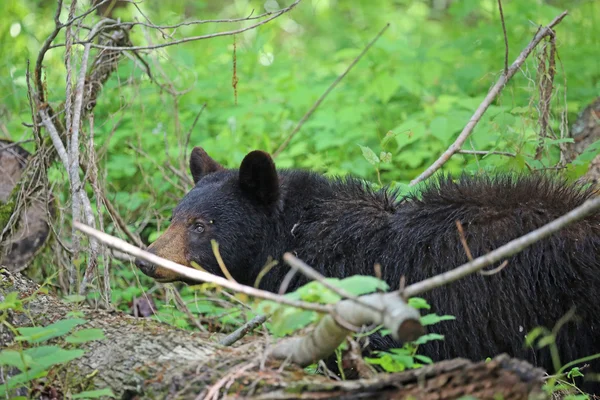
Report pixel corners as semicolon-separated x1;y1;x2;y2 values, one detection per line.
73;222;332;314
497;0;509;75
102;7;285;31
278;268;297;294
409;11;568;186
54;0;302;51
170;286;208;332
479;260;509;276
182;103;207;170
219;314;269;346
458;149;516;157
272;23;390;157
402;195;600;298
64;0;77;142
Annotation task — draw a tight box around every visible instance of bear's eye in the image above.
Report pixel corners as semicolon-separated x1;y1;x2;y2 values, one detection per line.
191;222;205;234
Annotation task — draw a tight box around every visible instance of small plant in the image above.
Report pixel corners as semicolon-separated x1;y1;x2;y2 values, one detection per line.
364;297;455;373
0;291;113;398
525;313;600;399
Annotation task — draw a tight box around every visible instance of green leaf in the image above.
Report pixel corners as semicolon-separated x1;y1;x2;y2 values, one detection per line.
27;347;84;370
414;354;433;364
293;281;341;304
270;308;316;337
510;106;531;115
381;130;398;148
359;145;380;165
420;313;456;326
380;151;392;163
567;367;584;379
65;329;106;344
16;318;87;343
366;348;415;372
430;116;453;142
328;275;389;296
0;350;31;370
63;295;86;303
571;139;600;166
413;333;445;345
408;297;431;310
72;388;116;399
0;367;48;396
0;291;22;311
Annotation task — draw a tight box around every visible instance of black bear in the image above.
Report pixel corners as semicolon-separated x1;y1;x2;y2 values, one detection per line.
136;147;600;391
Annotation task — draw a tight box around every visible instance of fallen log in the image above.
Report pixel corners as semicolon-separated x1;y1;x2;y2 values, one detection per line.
0;270;547;399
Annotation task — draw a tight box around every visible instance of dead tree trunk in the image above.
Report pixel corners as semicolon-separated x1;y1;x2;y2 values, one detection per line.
566;96;600;183
0;270;547;399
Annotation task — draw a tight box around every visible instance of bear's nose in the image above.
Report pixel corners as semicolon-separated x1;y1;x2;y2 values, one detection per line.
135;257;156;277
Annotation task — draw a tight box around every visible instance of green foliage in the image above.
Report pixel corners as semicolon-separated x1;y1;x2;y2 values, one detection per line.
0;295;107;397
526;322;600;398
15;318;87;343
365;298;454;373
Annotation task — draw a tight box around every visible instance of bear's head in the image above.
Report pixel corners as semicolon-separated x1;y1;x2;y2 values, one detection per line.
135;147;281;284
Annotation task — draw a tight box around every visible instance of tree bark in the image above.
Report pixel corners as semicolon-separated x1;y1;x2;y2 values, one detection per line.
567;96;600;183
0;270;547;399
0;140;52;271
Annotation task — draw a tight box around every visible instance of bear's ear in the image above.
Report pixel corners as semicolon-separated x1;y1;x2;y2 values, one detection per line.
189;147;224;184
239;150;279;204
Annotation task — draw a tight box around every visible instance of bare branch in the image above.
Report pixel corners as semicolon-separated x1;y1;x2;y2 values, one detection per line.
269;291;423;366
73;221;332;314
457;149;516;157
402;195;600;298
409;11;568;186
182;103;207;171
52;0;302;51
273;23;390;158
39;109;69;168
106;7;289;31
219;314;269;346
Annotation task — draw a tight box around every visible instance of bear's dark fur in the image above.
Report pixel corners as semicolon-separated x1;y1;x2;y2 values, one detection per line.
136;147;600;391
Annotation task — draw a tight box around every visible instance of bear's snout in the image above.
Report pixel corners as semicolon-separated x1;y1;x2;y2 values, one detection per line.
135;257;157;278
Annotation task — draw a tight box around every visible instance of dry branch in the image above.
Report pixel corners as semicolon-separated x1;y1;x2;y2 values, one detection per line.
269;291;423;366
58;0;302;51
410;10;568;186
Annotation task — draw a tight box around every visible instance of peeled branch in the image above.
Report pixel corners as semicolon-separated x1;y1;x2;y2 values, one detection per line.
269;291;424;366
